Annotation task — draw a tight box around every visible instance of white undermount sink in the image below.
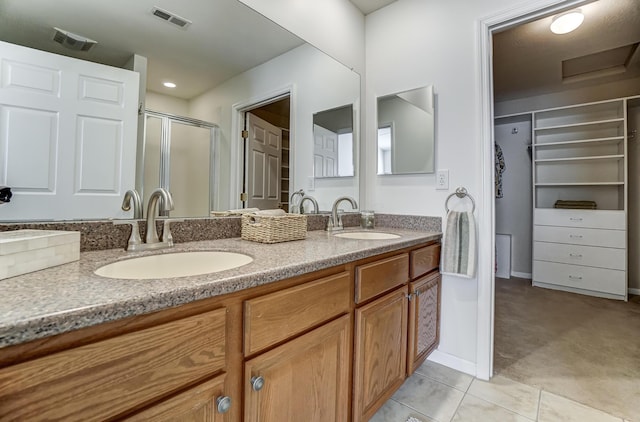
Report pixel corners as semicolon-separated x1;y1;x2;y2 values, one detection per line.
333;231;401;240
94;251;253;280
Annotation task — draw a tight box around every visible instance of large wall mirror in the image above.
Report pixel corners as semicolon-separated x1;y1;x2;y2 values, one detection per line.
0;0;359;221
377;85;435;175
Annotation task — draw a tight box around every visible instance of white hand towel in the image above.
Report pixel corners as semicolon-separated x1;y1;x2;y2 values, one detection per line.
441;210;476;278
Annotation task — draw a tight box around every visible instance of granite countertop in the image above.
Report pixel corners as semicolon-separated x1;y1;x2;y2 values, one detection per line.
0;227;441;349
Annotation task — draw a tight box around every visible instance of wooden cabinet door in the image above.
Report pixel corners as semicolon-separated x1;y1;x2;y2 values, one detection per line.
244;315;351;422
407;272;441;375
353;286;408;422
125;375;230;422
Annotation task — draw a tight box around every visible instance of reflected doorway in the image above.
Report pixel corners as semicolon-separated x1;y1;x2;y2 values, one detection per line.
242;96;291;211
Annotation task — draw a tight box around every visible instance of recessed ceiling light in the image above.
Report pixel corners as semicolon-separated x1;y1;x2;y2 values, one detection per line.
163;82;176;88
550;10;584;34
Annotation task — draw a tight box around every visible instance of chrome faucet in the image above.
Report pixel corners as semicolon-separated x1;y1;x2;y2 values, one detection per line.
299;195;319;214
115;187;180;251
145;188;174;244
289;189;305;213
121;189;143;219
327;196;358;231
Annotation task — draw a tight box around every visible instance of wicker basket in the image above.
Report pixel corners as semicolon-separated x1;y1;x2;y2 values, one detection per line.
241;213;307;243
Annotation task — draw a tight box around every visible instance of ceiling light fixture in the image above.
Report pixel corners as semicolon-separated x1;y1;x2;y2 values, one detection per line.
163;82;177;88
550;10;584;34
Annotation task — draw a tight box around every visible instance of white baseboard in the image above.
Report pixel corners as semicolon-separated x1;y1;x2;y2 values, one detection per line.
427;349;477;378
628;288;640;295
511;271;532;279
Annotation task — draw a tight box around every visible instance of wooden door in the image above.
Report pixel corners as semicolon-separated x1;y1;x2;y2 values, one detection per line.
244;315;350;422
407;272;441;375
246;112;281;210
125;376;230;422
353;286;408;422
0;40;139;220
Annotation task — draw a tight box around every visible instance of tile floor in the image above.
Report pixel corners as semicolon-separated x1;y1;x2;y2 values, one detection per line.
370;360;632;422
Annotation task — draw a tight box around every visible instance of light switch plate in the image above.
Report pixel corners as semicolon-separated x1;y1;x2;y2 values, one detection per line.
436;169;449;190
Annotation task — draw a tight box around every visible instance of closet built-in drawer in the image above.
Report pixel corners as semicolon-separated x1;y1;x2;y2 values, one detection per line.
533;260;626;296
410;244;440;279
533;241;625;270
355;253;409;304
0;308;227;421
533;225;625;249
244;271;350;356
534;209;625;230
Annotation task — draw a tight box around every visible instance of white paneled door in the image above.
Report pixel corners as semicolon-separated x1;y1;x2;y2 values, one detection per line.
313;124;339;177
246;112;281;210
0;40;139;220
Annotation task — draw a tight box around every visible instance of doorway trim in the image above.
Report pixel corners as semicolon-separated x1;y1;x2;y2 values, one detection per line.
477;0;591;380
230;84;296;210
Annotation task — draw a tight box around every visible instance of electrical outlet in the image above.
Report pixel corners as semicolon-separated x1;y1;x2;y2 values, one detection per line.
436;169;449;190
307;176;315;191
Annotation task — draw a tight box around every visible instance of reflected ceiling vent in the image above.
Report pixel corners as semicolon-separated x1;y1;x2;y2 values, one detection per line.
562;43;639;83
52;27;97;52
151;6;192;29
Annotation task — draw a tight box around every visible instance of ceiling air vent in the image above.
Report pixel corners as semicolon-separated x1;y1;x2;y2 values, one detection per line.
52;27;97;52
151;6;192;29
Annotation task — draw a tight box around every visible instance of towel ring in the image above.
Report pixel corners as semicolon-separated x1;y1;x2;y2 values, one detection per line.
445;187;475;213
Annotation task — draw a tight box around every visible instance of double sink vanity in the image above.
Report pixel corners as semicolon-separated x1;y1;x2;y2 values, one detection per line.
0;215;441;421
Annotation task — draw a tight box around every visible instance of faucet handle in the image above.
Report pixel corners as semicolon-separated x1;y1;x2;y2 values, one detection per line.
161;218;184;246
113;220;143;250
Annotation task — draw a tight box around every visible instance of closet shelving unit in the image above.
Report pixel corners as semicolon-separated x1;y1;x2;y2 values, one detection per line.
531;98;628;300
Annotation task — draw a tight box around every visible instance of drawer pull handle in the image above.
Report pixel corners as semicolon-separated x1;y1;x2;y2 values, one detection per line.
569;253;583;258
569;217;583;221
569;234;583;239
569;275;583;280
216;396;232;414
251;376;265;392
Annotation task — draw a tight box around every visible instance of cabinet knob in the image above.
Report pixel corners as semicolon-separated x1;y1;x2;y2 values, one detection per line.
216;396;232;414
251;375;265;391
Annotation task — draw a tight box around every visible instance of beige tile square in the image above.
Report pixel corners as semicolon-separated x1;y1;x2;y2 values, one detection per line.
539;391;624;422
452;394;535;422
391;373;464;422
415;360;474;392
467;375;540;420
370;399;436;422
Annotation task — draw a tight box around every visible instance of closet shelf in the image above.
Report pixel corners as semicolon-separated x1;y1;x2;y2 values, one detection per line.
534;117;624;131
534;136;624;148
534;155;624;163
535;182;624;187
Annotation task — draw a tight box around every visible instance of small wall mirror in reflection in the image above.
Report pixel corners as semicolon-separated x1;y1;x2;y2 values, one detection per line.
377;85;435;175
313;104;355;178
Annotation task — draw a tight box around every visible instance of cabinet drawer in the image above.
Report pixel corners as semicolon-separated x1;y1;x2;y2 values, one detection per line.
244;271;350;356
533;260;626;296
355;253;409;304
0;308;227;421
534;225;625;248
410;244;440;279
534;208;624;229
533;241;625;270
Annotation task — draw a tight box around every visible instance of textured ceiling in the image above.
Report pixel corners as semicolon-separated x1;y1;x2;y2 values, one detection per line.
493;0;640;103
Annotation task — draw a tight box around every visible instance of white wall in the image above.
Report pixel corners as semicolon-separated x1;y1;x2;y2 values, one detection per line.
145;91;189;116
189;43;359;211
238;0;365;75
495;78;640;115
627;102;640;292
495;119;533;277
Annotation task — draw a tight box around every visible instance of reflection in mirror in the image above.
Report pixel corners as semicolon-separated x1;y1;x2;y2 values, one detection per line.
377;85;435;175
313;105;354;178
0;0;360;221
